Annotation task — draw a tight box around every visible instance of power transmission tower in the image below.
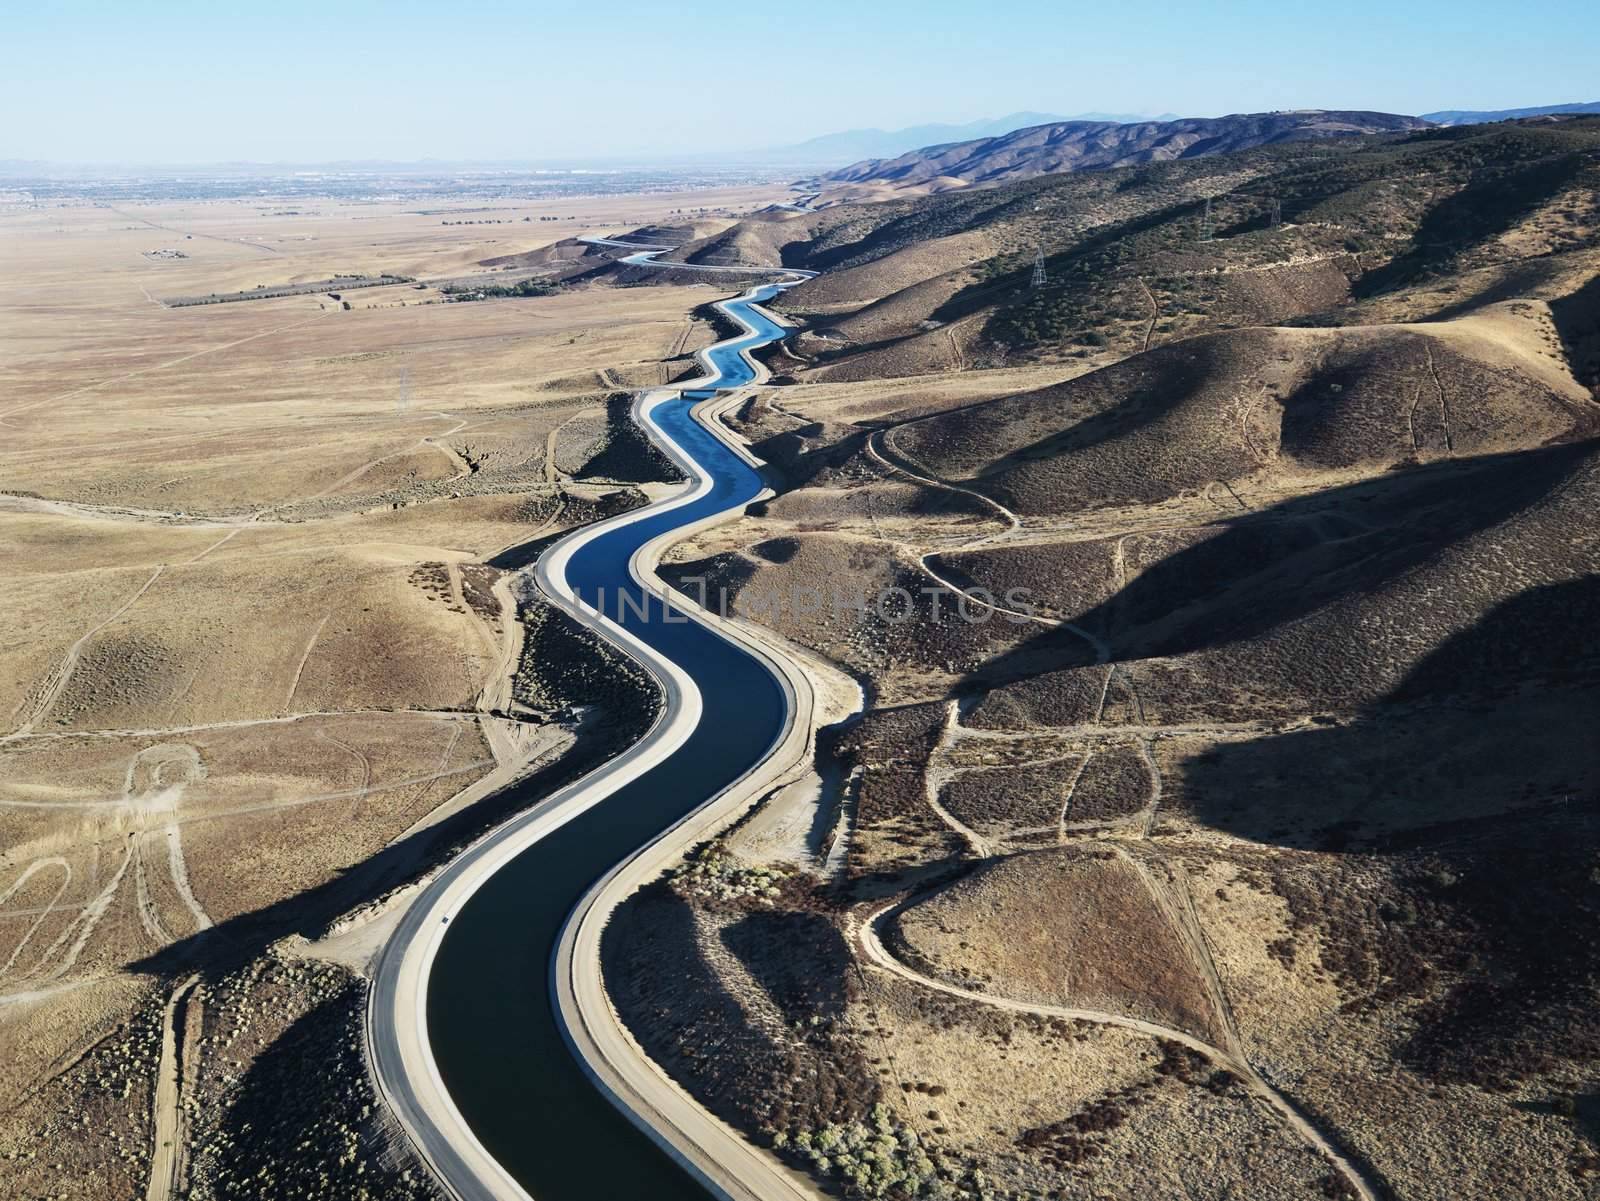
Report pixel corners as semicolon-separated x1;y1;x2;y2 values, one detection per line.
1031;244;1048;288
1198;197;1215;242
1270;198;1283;229
396;366;411;416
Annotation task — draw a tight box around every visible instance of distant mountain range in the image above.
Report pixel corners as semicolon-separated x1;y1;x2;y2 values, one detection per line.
816;110;1433;188
1421;101;1600;125
748;112;1180;165
9;103;1593;182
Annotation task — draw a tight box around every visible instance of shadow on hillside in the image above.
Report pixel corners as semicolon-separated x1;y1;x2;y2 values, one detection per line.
1420;257;1576;322
721;910;856;1025
962;348;1223;485
744;425;868;489
602;883;793;1125
1550;272;1600;396
862;336;1248;506
1171;577;1600;1089
1354;151;1589;298
1180;575;1600;845
602;882;879;1133
578;393;684;485
927;197;1208;330
487;526;567;570
204;982;426;1196
952;441;1594;693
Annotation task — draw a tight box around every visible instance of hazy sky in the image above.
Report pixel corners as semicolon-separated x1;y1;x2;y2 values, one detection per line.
6;0;1597;163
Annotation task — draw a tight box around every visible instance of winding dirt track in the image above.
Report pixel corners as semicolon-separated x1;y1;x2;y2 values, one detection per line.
144;975;200;1201
855;898;1381;1201
865;429;1109;655
844;377;1379;1199
5;566;166;741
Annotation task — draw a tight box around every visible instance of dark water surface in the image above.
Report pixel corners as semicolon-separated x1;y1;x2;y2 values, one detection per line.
426;287;792;1199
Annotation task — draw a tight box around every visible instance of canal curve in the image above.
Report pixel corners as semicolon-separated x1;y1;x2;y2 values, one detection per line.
371;283;806;1201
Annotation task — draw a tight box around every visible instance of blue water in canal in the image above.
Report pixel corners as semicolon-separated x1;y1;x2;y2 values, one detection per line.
426;286;793;1199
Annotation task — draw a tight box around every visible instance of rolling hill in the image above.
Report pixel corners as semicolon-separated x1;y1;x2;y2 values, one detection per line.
756;112;1186;164
815;109;1433;189
508;97;1600;1201
1423;100;1600;125
632;108;1600;1200
644;118;1598;386
752;113;1071;164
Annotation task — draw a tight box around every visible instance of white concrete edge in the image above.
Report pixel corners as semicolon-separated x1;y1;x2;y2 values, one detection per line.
577;235;674;252
367;425;719;1201
577;233;817;282
549;389;829;1201
369;281;816;1201
543;289;830;1201
693;390;768;471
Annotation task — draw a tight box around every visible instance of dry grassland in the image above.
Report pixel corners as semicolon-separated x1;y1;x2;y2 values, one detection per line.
0;185;786;1197
616;146;1600;1198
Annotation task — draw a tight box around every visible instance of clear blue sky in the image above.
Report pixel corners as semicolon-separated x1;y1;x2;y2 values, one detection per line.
5;0;1596;163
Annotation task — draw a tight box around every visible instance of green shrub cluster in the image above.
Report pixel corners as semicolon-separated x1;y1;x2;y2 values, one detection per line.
442;278;562;300
778;1104;992;1199
670;843;789;904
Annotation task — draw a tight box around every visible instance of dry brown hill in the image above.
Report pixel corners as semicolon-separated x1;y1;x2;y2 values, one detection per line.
601;123;1600;1201
756;118;1600;380
889;305;1598;516
819;110;1432;189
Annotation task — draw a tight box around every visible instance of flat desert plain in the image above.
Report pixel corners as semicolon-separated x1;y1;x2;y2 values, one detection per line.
0;181;786;1199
